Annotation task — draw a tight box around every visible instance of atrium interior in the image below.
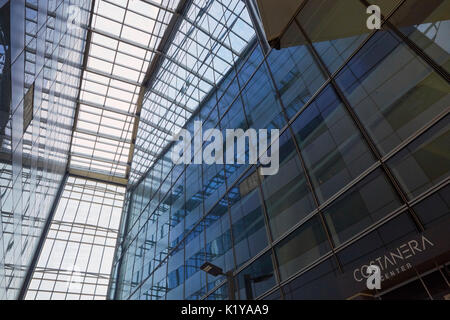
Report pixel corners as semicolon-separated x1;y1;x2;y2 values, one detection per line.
0;0;449;300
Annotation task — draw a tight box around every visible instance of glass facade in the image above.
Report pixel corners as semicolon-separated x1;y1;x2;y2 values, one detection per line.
109;0;450;300
0;0;91;299
0;0;448;301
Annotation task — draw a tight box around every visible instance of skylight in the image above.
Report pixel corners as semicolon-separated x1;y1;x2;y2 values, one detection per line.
68;0;255;186
69;0;180;180
129;0;255;184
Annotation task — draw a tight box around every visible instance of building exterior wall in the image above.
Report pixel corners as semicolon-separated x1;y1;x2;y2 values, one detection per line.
0;0;91;299
110;0;449;300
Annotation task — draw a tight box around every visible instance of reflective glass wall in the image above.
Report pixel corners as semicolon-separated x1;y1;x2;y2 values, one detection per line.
0;0;91;299
110;0;449;300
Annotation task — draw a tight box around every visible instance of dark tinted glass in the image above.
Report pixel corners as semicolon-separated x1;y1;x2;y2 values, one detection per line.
292;84;375;203
323;168;403;246
336;30;450;156
261;130;315;240
275;215;330;280
387;116;449;199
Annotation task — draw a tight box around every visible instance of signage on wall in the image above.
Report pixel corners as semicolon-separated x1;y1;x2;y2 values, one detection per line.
355;234;435;288
337;218;450;296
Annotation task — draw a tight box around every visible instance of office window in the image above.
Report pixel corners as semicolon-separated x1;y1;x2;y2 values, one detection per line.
203;161;226;215
0;1;10;130
169;173;186;249
217;75;240;117
236;42;263;87
154;197;171;269
150;261;168;300
337;213;418;283
185;164;203;230
207;283;228;300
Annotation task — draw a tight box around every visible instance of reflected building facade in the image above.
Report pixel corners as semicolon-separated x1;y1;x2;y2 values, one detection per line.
0;0;90;299
109;0;450;300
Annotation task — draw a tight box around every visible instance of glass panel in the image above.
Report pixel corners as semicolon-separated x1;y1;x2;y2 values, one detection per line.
228;168;268;267
169;172;186;249
0;1;10;132
205;200;234;290
184;220;207;300
323;168;403;246
26;177;125;300
203;161;227;215
236;252;276;300
261;130;315;240
282;258;342;300
185;164;203;231
413;185;450;228
336;30;450;156
292;84;375;203
388;0;450;73
241;62;285;130
387;116;449;199
297;0;370;74
275;215;331;280
217;74;240;117
150;262;168;300
266;33;326;120
207;283;228;300
236;43;262;87
166;242;184;300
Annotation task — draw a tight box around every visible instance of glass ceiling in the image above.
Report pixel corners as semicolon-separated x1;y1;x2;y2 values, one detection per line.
129;0;255;184
26;176;125;300
69;0;179;179
69;0;255;186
